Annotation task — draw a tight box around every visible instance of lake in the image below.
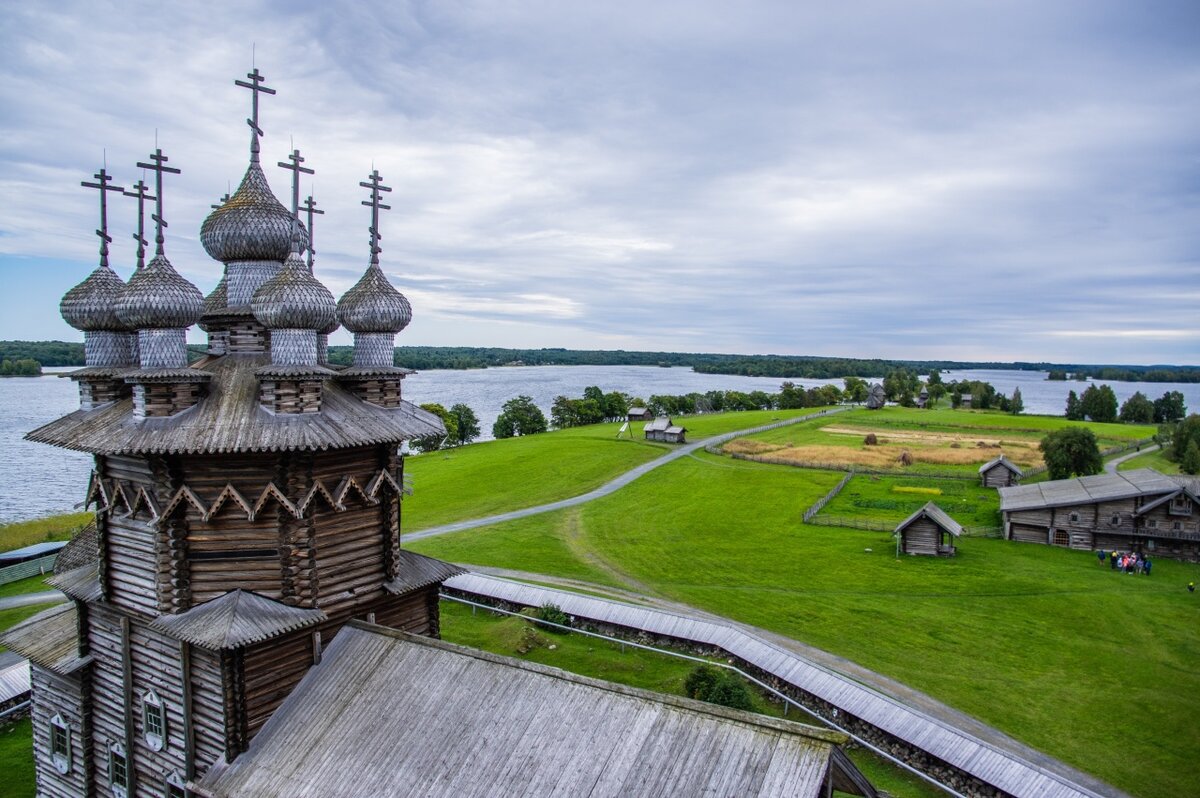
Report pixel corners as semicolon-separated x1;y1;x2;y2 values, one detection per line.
1;364;1196;524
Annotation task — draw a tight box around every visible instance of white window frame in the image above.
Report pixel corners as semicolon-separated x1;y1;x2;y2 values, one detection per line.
143;689;166;751
48;713;71;774
165;771;188;798
109;742;129;797
1110;514;1120;526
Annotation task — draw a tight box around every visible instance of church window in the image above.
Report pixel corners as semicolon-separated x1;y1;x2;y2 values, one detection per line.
165;771;188;798
143;689;166;751
109;743;129;796
48;713;71;774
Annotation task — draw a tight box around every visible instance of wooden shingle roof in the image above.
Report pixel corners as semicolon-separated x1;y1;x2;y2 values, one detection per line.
979;454;1023;476
0;604;88;675
382;550;465;596
999;468;1191;513
27;354;445;455
196;623;871;798
48;563;102;603
895;502;963;538
149;590;326;650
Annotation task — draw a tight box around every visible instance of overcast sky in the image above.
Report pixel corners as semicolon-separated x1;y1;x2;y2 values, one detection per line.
1;1;1197;364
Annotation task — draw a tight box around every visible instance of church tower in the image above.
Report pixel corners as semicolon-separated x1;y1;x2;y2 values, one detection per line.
7;70;459;798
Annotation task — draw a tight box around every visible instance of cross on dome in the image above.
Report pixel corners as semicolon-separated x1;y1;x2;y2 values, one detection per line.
359;169;392;265
81;168;125;269
301;194;324;271
235;68;276;162
210;192;231;210
135;149;181;256
123;179;156;271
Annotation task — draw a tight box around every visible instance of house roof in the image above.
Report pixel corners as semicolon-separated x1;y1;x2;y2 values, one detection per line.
0;541;67;563
978;455;1023;477
999;468;1196;513
383;550;465;596
149;590;327;650
0;604;89;675
26;354;445;456
47;563;102;603
895;502;963;538
644;416;673;432
0;659;30;705
196;623;871;798
665;426;686;435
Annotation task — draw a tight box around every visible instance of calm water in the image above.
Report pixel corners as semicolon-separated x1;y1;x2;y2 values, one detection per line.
2;365;1196;524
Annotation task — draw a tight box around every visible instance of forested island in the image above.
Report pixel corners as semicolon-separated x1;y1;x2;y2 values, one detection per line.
3;340;1198;382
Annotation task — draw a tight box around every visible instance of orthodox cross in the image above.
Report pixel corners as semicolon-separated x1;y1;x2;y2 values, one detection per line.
210;192;231;210
135;149;181;256
81;168;125;269
359;169;392;265
301;195;324;271
234;68;276;162
122;179;156;270
277;149;314;251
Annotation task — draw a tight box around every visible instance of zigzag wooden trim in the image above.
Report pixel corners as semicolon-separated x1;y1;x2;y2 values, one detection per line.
207;484;255;522
334;475;377;508
109;482;134;517
253;483;300;520
129;486;161;522
162;485;208;519
367;469;404;499
85;471;109;512
299;479;342;516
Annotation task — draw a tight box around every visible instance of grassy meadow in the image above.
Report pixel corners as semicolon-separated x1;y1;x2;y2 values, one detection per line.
1117;447;1181;475
0;512;91;552
411;420;1200;796
820;475;1003;528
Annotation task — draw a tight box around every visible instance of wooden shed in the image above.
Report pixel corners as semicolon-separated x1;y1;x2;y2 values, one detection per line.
644;416;687;443
959;393;973;409
895;502;962;557
979;455;1023;488
627;406;653;422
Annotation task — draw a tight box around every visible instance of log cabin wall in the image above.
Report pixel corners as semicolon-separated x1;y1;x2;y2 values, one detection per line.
981;464;1015;488
29;665;93;798
97;455;160;617
900;519;940;556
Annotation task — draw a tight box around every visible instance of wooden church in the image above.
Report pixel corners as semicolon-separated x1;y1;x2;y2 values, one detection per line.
5;71;874;798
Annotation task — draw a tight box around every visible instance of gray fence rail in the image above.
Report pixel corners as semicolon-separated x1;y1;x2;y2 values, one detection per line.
805;515;1003;537
802;472;854;522
0;555;57;586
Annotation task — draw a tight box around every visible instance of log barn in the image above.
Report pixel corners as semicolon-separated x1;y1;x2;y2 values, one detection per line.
979;455;1023;488
644;416;687;443
3;69;874;798
626;406;653;421
894;502;961;557
999;468;1200;560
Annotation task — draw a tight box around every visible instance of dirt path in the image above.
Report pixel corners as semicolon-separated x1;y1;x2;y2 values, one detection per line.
556;508;663;598
1105;444;1159;473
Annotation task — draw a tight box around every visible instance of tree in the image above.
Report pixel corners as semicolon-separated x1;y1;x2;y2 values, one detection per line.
1040;427;1103;480
843;377;868;404
1080;384;1118;423
602;391;629;421
492;395;548;439
410;403;456;453
1171;415;1200;467
1181;441;1200;475
1065;390;1084;420
1153;391;1187;423
1009;387;1024;415
926;382;947;408
1119;392;1154;424
447;403;480;445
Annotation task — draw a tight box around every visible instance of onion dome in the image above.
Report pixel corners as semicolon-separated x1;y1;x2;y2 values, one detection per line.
60;265;128;331
337;263;412;334
251;249;336;331
197;276;228;332
318;315;340;336
116;254;204;329
199;162;308;263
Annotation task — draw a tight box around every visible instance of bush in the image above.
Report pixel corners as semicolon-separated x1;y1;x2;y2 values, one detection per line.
684;665;754;711
1040;427;1103;480
536;602;571;633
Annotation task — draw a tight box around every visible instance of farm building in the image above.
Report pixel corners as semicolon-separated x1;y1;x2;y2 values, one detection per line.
626;406;653;421
915;388;929;409
959;393;973;409
979;455;1023;488
3;68;873;798
644;416;688;443
999;468;1200;559
894;502;962;557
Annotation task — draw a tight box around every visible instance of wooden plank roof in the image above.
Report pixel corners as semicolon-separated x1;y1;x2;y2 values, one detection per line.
197;623;868;798
47;563;102;603
383;550;465;596
445;573;1120;798
979;454;1023;476
0;659;30;705
0;604;89;675
26;354;445;455
895;502;963;537
149;590;326;650
999;468;1191;512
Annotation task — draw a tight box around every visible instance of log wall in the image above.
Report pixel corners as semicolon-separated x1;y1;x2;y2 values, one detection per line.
30;664;93;798
900;519;940;556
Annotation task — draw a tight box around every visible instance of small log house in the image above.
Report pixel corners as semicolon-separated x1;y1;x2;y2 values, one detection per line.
895;502;962;557
979;455;1023;488
626;406;653;421
644;416;687;443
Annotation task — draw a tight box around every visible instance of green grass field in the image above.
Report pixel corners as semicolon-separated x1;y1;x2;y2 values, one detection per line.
1117;448;1181;475
0;719;35;798
411;449;1200;796
403;407;834;530
821;475;1002;528
0;574;52;600
0;513;91;552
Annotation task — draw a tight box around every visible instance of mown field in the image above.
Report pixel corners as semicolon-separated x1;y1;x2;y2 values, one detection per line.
1118;447;1181;475
410;413;1200;797
723;407;1154;476
819;474;1003;529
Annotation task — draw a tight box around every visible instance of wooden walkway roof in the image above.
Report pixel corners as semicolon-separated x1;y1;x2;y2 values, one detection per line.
445;573;1121;798
0;604;89;675
1000;468;1197;512
197;624;873;798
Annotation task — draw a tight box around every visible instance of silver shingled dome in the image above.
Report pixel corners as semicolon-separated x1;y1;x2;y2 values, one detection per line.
336;263;412;334
60;264;128;332
116;254;204;329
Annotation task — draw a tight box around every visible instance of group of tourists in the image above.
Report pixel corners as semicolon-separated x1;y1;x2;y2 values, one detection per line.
1097;549;1152;575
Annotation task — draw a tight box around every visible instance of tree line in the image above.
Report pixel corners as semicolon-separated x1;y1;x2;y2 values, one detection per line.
0;358;41;376
1063;386;1186;425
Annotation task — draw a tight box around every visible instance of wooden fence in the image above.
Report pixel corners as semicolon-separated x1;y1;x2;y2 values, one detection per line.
802;472;854;522
0;554;57;586
804;515;1002;537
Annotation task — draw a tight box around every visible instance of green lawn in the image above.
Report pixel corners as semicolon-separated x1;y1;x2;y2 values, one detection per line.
0;513;91;553
0;719;35;798
403;407;835;530
820;475;1002;528
411;451;1200;797
438;601;943;798
1117;448;1181;475
0;575;53;600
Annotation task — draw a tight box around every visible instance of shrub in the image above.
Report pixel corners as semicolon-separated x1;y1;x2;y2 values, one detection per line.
536;602;571;633
684;665;754;711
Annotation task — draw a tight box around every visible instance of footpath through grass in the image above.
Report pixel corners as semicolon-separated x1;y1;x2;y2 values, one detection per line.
403;407;834;531
412;448;1200;797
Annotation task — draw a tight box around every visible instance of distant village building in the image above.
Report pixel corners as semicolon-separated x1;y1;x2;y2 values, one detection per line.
999;468;1200;559
915;388;929;409
645;416;687;443
894;502;962;557
3;68;873;798
627;406;653;422
866;383;887;410
979;455;1023;488
959;393;973;409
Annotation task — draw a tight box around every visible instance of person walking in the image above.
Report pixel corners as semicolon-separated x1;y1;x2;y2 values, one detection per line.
1098;549;1107;566
1144;557;1151;576
1110;550;1119;570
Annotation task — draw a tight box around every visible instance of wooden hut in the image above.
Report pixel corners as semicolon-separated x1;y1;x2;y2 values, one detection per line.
959;393;973;409
979;455;1023;488
644;416;687;443
627;406;653;421
895;502;962;557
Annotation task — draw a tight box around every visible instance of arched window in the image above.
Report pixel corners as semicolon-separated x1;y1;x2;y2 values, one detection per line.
109;742;129;797
48;713;71;774
143;689;166;751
